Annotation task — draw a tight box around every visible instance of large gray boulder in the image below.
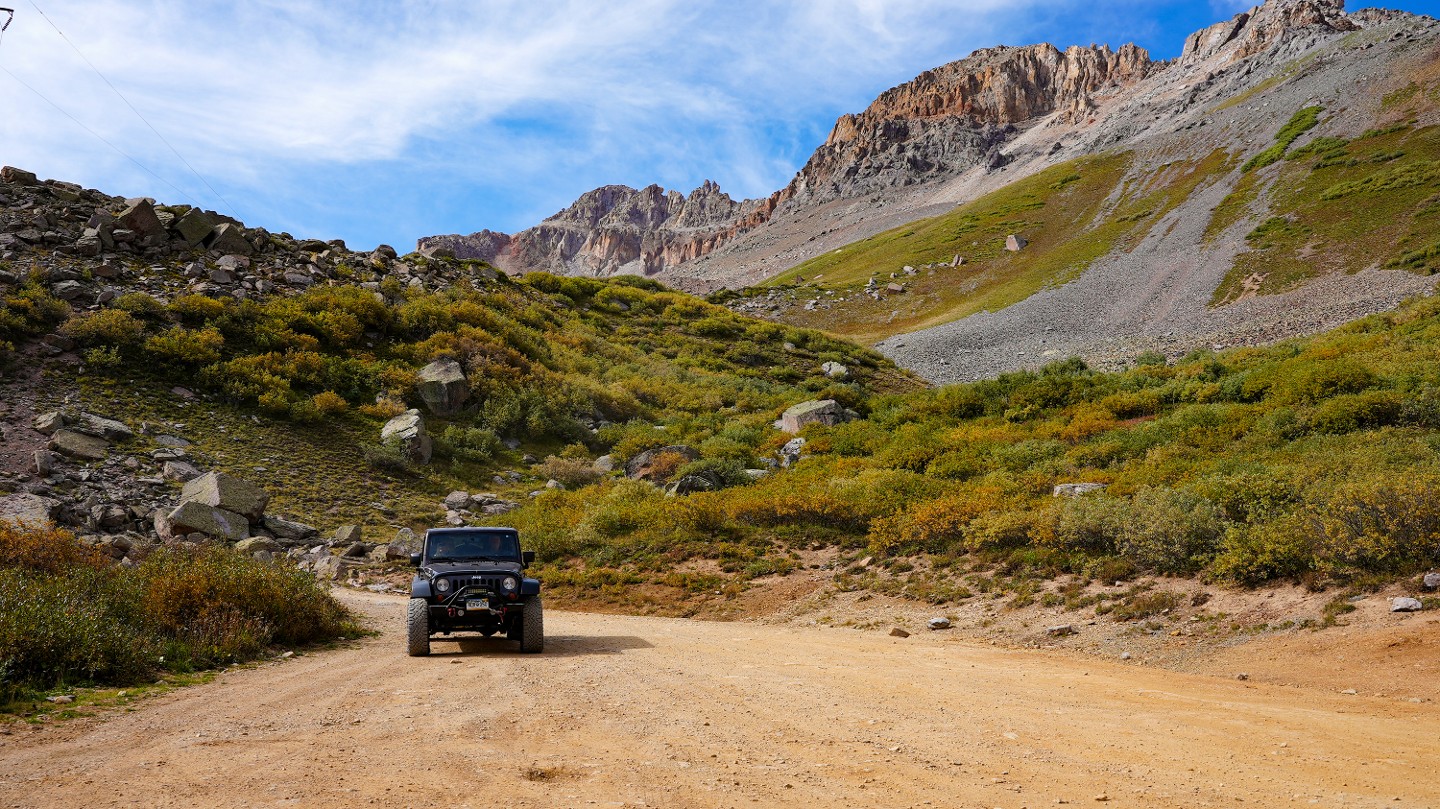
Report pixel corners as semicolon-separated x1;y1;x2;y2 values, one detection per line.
205;223;253;255
49;429;110;461
416;359;469;416
380;409;432;464
157;501;249;542
117;199;167;243
1053;483;1108;497
171;209;214;247
0;493;60;528
234;537;281;555
777;400;853;434
181;472;270;522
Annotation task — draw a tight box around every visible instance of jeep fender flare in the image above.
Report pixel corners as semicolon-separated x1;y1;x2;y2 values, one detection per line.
409;577;433;599
520;577;541;597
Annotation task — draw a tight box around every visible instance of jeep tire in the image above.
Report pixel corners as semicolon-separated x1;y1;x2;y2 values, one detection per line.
407;598;430;657
519;595;544;654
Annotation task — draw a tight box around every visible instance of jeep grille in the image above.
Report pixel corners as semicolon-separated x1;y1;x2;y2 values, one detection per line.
448;575;506;595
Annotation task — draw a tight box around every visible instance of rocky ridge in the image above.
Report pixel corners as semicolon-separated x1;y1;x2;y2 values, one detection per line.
421;0;1382;287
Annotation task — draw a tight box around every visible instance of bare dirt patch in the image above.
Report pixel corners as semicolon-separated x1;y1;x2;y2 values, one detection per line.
1;588;1435;808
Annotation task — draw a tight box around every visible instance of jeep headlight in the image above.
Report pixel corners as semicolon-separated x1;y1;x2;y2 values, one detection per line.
501;576;518;592
435;577;451;593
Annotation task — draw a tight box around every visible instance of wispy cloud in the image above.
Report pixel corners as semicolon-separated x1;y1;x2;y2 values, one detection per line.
0;0;1251;248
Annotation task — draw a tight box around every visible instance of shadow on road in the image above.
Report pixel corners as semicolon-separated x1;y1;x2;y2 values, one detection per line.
428;635;655;658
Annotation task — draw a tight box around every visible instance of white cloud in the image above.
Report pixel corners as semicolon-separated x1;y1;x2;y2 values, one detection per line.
0;0;1057;243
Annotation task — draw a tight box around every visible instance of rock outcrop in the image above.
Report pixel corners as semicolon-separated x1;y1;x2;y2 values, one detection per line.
419;0;1405;291
421;181;772;278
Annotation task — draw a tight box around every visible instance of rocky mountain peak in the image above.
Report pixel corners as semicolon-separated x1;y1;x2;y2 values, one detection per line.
1181;0;1358;65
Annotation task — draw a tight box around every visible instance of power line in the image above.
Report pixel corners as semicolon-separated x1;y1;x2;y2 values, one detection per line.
0;62;199;204
25;1;243;220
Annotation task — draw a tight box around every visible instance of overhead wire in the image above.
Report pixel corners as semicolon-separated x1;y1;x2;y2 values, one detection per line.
0;62;197;203
24;1;242;219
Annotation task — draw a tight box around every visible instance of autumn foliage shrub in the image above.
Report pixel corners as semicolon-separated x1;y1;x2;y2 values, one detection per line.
0;526;358;693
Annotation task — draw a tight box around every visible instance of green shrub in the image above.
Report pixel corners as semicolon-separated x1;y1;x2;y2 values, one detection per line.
435;425;501;463
1114;488;1224;573
145;326;224;368
59;309;146;347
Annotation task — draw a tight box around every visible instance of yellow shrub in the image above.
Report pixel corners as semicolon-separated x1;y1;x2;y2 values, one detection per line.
311;390;348;415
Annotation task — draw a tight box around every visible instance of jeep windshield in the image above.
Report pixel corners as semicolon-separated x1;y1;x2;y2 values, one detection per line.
424;529;521;563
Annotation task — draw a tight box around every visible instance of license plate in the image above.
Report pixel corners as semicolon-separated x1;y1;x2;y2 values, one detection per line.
465;599;488;611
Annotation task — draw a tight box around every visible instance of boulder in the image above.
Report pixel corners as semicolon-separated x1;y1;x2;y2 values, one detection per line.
49;429;110;461
158;501;249;542
181;472;270;521
666;470;725;496
416;359;469;416
312;555;354;581
341;541;370;558
625;445;700;481
443;490;472;510
334;525;362;545
778;436;807;468
234;537;281;555
1423;572;1440;591
886;283;905;294
32;411;66;434
0;493;60;527
1053;483;1108;497
820;361;849;380
264;515;319;542
778;399;852;434
380;410;432;464
1047;624;1078;636
1005;234;1029;252
594;454;616;473
928;617;952;630
206;223;253;255
117;199;167;243
889;627;911;638
33;450;55;476
161;460;203;482
75;412;134;442
1;166;38;185
171;209;215;247
1391;597;1424;613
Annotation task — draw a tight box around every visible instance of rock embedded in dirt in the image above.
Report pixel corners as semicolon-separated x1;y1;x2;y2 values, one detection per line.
1390;597;1423;612
48;429;110;461
443;490;472;510
1047;624;1078;637
1005;234;1029;252
161;460;202;482
889;627;911;638
31;411;65;435
820;361;850;380
334;525;361;545
928;617;952;630
1422;572;1440;591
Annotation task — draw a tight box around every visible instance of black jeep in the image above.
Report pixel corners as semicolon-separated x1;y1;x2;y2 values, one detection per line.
407;527;543;655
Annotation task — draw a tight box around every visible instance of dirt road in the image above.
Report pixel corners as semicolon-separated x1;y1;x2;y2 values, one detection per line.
1;590;1436;808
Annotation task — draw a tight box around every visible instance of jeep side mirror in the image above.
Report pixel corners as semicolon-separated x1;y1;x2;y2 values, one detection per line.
409;552;423;567
522;551;535;567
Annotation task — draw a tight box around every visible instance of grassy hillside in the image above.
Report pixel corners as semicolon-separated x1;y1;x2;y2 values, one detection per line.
1211;123;1440;303
8;263;916;533
502;292;1440;609
742;150;1233;343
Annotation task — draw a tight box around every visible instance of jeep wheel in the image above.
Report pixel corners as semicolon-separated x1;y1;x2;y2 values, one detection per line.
519;596;544;654
406;598;430;657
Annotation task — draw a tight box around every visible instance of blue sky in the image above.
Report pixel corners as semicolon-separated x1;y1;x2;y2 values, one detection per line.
1;0;1437;252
